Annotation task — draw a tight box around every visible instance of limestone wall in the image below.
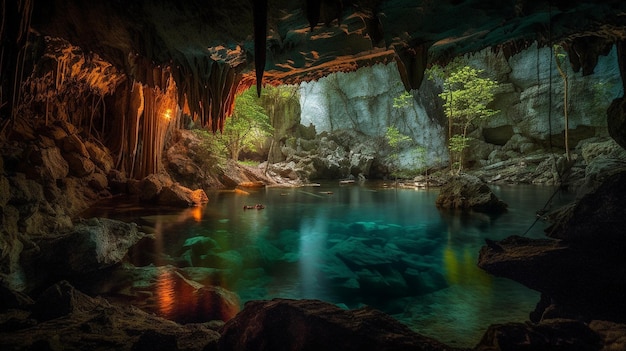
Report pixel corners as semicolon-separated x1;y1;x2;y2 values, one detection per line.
299;42;623;171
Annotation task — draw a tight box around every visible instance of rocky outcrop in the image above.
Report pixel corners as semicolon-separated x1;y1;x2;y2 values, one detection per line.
17;218;146;291
217;298;462;351
475;319;603;351
299;63;448;172
128;172;209;207
478;171;626;323
0;280;221;351
608;97;626;149
435;174;508;214
87;264;240;324
1;120;116;291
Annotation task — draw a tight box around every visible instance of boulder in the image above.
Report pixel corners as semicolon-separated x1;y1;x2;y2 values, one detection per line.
139;174;165;201
0;280;220;350
89;265;240;323
217;299;460;351
32;218;146;276
435;174;508;214
84;140;114;173
475;319;602;351
478;232;626;323
330;237;399;267
158;184;209;207
27;146;69;180
65;151;96;177
61;134;89;158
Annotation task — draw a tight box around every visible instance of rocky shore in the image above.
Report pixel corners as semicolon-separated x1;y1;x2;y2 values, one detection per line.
3;120;626;350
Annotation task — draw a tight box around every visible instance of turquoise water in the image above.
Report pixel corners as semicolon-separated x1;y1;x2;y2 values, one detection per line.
88;182;572;347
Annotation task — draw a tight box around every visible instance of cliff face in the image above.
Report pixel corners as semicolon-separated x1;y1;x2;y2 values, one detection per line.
299;63;448;170
298;42;623;171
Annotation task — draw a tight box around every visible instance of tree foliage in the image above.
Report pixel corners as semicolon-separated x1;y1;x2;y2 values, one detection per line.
436;64;499;173
219;87;273;160
393;91;413;109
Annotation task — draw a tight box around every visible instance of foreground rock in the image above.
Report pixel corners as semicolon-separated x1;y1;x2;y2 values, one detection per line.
87;264;241;324
0;281;220;351
20;218;147;291
478;171;626;323
217;298;464;351
436;174;507;214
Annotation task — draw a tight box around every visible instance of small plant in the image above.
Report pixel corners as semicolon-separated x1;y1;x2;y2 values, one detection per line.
384;126;427;181
393;91;413;109
436;64;499;173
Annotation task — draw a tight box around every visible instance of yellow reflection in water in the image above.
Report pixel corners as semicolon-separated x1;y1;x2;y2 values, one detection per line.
191;206;203;222
442;236;492;288
155;268;176;319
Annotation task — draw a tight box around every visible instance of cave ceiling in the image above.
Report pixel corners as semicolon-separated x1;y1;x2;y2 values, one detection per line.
27;0;626;88
2;0;625;133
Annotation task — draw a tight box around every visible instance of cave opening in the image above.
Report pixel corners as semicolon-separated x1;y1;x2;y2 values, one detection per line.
2;1;626;350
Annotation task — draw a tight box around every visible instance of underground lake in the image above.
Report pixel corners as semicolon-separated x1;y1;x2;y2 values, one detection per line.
80;181;574;347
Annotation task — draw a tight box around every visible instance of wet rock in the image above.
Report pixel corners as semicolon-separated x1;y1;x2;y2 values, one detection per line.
158;184;209;207
89;265;240;323
478;232;626;322
107;169;128;194
435;174;507;214
32;218;146;278
547;171;626;245
475;319;602;351
589;320;626;350
139;174;165;201
0;281;220;351
217;298;461;351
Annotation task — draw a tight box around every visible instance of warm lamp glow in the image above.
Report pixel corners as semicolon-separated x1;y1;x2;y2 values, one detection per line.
163;108;172;120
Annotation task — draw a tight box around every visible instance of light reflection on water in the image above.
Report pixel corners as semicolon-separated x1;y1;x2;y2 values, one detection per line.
85;182;573;347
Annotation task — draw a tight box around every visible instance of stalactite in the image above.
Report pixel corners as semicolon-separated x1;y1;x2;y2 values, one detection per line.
394;43;429;91
253;0;268;97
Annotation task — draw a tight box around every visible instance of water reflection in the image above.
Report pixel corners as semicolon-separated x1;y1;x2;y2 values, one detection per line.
86;183;572;347
298;212;329;298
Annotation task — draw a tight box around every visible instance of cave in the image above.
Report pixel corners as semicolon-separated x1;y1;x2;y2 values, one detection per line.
2;0;626;350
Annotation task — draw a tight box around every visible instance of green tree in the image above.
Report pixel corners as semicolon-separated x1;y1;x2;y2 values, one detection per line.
439;65;499;173
219;87;273;160
553;44;571;161
385;126;411;180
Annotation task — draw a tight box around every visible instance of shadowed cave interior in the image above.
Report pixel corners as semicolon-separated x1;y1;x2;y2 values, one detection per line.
2;1;626;350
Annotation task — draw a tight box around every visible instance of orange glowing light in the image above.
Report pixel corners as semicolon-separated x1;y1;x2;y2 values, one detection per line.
163;108;172;120
234;188;250;196
155;269;176;319
191;206;202;222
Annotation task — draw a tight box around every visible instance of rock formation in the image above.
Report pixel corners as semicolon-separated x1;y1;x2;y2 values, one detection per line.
1;1;626;350
478;170;626;323
435;174;508;214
